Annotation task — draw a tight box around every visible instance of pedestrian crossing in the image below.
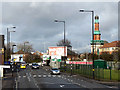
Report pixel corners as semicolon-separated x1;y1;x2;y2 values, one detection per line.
18;74;62;78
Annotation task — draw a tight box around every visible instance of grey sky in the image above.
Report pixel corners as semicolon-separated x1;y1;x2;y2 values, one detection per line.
0;2;118;53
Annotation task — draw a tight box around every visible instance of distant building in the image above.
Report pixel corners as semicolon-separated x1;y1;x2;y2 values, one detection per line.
11;54;24;62
99;41;120;54
32;51;43;58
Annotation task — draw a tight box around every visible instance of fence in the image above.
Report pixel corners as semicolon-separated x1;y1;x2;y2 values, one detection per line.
60;62;120;81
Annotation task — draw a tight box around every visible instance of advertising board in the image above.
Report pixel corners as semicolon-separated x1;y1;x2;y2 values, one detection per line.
49;46;67;56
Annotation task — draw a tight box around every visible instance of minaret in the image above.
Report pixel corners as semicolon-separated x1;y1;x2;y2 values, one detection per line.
91;15;104;55
94;16;101;40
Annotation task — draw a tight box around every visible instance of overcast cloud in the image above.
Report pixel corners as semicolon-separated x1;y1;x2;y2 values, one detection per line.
0;2;118;53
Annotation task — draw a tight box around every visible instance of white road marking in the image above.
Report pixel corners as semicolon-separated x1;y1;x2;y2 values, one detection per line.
18;76;21;78
29;73;32;77
48;75;51;77
58;75;61;77
52;75;56;77
60;84;65;88
43;75;47;77
38;75;41;77
27;76;31;82
23;76;26;78
33;75;37;77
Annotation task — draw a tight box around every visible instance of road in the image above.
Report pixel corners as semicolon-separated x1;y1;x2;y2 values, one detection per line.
15;66;118;90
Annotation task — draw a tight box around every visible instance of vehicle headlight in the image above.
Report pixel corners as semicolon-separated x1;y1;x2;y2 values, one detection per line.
57;71;60;73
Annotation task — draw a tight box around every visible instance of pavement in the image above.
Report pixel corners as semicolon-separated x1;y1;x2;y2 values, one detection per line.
2;68;16;90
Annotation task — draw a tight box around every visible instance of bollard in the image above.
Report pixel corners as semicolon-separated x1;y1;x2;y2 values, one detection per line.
109;67;111;80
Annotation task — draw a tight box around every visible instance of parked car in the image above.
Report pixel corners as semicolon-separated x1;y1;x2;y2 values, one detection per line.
50;68;60;75
32;63;39;69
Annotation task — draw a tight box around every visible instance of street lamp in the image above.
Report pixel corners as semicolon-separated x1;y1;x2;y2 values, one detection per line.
7;26;16;61
24;41;29;54
79;9;95;79
12;45;16;54
54;19;66;71
54;20;66;45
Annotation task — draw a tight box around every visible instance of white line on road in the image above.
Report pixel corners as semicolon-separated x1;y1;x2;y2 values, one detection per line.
23;76;26;78
33;75;37;77
27;76;31;82
52;75;56;77
38;75;42;77
48;75;51;77
58;75;61;77
43;75;47;77
60;84;65;88
29;73;32;77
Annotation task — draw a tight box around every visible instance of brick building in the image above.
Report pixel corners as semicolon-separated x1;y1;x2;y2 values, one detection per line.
99;41;120;54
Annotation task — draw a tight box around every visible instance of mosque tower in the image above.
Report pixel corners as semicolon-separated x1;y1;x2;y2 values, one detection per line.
91;15;104;55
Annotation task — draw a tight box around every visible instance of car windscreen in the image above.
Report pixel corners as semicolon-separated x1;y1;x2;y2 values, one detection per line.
52;68;59;70
32;64;38;65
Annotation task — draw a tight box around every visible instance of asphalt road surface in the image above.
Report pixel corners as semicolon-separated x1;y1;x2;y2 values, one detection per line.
15;66;118;90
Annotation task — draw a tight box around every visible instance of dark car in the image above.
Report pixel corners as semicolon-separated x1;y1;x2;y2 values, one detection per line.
32;63;39;69
51;68;60;75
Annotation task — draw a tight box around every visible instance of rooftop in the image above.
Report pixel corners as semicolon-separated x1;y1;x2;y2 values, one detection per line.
99;41;120;48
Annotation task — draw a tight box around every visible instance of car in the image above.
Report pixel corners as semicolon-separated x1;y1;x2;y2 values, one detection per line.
50;68;60;75
32;63;39;69
20;62;27;69
20;64;26;69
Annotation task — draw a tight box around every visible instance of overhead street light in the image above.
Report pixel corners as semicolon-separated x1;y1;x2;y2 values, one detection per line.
7;26;16;61
79;9;95;79
12;44;16;54
54;20;66;46
54;19;66;71
24;41;29;54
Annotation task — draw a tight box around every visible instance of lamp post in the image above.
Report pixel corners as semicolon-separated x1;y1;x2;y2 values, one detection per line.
54;20;66;71
24;41;29;54
7;26;16;61
79;9;95;79
12;45;16;54
23;41;29;62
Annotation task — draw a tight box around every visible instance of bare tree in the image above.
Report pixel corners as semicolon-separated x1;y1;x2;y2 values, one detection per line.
17;42;33;54
56;39;71;47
